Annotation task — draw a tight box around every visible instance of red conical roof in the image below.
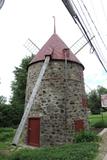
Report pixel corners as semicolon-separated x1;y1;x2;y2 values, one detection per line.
30;33;84;69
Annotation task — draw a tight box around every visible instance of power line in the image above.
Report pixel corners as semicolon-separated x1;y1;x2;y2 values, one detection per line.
71;0;107;70
79;0;107;51
70;0;92;42
89;0;107;58
78;0;107;68
89;0;100;25
100;0;107;24
71;0;107;71
62;0;107;72
92;39;107;68
76;0;94;38
76;0;107;56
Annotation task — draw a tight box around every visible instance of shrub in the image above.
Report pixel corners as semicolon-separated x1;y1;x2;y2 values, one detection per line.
74;130;100;143
92;121;107;128
0;128;15;142
0;155;7;160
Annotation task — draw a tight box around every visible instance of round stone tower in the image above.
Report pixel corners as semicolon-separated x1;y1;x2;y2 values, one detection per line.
25;33;88;147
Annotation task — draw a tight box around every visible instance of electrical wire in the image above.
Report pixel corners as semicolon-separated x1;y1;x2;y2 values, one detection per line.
72;0;107;71
76;0;94;38
89;0;107;61
70;0;92;41
79;0;107;51
79;0;107;67
62;0;107;71
89;0;100;25
77;0;107;63
70;0;97;57
100;0;107;24
76;0;107;61
92;38;107;68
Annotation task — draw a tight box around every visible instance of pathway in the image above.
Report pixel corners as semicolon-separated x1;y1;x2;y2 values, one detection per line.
96;129;107;160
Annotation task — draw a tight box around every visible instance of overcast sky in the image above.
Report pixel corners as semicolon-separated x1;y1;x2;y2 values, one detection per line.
0;0;107;102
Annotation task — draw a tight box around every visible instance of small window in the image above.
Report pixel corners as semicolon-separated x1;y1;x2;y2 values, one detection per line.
74;119;84;132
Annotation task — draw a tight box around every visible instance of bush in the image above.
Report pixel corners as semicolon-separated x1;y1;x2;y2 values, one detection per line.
74;130;100;143
92;121;107;128
0;128;15;142
0;155;7;160
0;104;16;127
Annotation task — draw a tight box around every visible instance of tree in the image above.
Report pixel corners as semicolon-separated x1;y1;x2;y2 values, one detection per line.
0;95;13;127
87;86;107;114
0;55;33;127
97;85;107;96
10;55;33;126
88;90;100;114
0;103;12;127
0;95;6;104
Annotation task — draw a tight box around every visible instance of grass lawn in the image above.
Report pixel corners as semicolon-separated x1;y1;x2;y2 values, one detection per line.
0;128;99;160
9;142;98;160
88;112;107;128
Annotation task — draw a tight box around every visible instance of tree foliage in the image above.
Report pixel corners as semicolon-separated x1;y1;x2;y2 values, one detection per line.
0;55;33;127
0;95;6;104
88;86;107;114
0;96;13;127
0;104;13;127
88;90;100;114
10;55;33;126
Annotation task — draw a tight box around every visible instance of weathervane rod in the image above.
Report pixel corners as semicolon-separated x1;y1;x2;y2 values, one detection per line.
53;16;56;34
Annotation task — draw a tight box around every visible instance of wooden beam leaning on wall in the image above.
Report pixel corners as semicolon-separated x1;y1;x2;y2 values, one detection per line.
12;55;51;146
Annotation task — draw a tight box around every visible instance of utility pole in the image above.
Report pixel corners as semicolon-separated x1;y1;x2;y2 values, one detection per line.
0;0;5;10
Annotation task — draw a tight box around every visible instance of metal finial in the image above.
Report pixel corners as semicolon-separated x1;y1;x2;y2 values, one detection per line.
53;16;56;34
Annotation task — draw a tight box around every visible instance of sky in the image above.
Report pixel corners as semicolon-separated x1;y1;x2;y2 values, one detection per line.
0;0;107;102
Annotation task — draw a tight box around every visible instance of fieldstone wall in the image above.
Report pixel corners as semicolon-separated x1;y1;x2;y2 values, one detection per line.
25;60;88;146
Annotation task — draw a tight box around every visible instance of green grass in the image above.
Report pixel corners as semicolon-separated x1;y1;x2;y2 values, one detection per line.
0;128;15;149
0;128;99;160
0;128;16;160
9;143;99;160
88;112;107;128
0;155;7;160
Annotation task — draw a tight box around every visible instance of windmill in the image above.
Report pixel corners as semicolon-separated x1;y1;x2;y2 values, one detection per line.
24;38;40;55
12;17;89;146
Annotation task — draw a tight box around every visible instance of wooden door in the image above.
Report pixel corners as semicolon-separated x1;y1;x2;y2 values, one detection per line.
27;117;40;147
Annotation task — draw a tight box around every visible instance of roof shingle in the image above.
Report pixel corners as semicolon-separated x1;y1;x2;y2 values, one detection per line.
30;33;84;69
